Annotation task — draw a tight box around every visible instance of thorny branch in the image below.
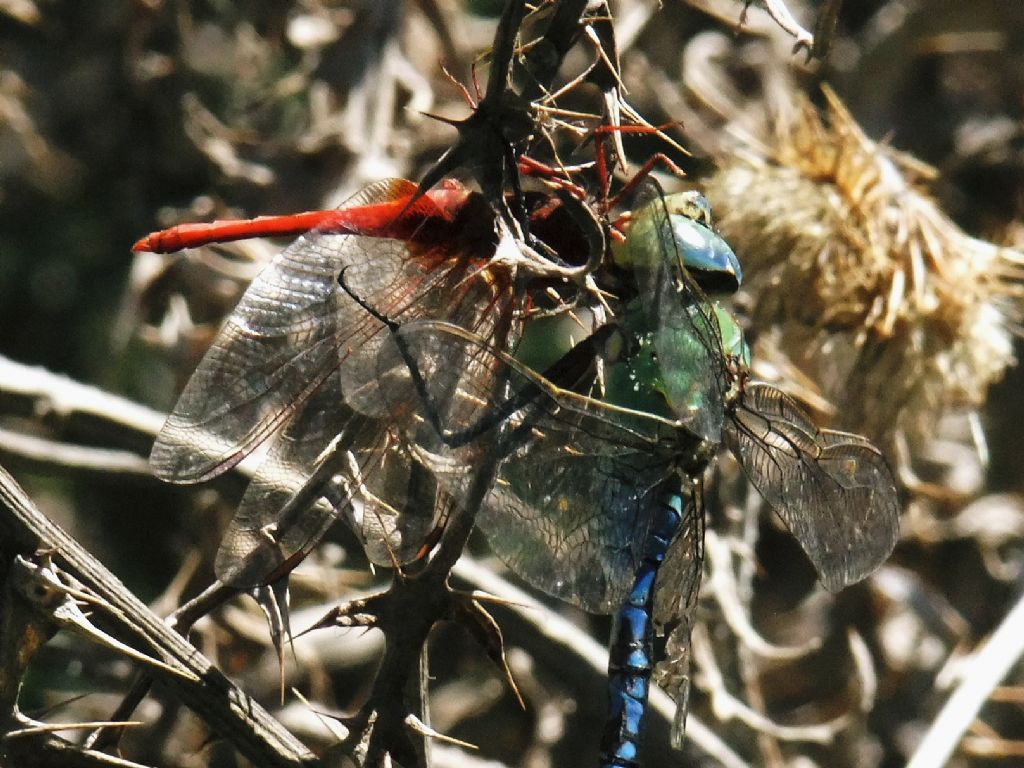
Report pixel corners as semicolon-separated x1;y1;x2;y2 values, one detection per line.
0;461;319;768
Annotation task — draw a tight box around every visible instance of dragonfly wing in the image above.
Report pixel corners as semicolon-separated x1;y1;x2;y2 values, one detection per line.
725;382;900;592
652;298;728;443
208;263;499;585
636;188;730;443
651;486;703;733
150;229;357;482
211;361;444;586
151;178;506;483
334;237;512;420
480;420;670;614
373;320;687;614
652;485;704;628
214;366;354;586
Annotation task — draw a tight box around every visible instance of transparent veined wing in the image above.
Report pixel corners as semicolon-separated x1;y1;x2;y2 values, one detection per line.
150;179;515;587
369;319;711;613
724;382;900;592
213;364;448;586
623;186;737;444
647;480;704;744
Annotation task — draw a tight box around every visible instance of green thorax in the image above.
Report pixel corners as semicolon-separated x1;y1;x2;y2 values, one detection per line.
604;299;750;443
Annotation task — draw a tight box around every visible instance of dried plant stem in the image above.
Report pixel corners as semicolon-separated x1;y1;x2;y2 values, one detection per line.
905;591;1024;768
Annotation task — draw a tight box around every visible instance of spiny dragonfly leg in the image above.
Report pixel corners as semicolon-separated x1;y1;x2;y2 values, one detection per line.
336;264;522;448
605;151;686;212
518;154;591;201
591;122;686;212
518;128;685;218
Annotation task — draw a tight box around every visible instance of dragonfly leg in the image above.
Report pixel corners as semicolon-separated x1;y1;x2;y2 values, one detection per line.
592;123;685;209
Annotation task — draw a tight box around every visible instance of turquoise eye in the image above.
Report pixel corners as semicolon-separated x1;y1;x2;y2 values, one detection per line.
667;214;742;294
614;191;742;295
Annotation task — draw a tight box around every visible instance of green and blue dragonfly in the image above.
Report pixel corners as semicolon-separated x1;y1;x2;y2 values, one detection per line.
364;187;900;766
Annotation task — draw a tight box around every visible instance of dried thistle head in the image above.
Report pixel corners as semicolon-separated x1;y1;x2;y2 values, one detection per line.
703;86;1023;468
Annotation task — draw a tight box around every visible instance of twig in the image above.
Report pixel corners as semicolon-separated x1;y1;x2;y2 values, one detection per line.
692;623;849;744
0;353;165;451
704;529;820;660
0;426;152;475
2;709;154;768
905;589;1024;768
0;464;319;767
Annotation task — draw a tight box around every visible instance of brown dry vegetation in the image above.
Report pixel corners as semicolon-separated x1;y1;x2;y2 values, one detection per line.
3;2;1024;767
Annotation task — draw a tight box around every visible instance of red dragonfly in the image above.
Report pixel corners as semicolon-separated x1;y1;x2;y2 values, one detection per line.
139;177;596;592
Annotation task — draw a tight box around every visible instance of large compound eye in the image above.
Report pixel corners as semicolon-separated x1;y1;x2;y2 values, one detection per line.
670;214;743;294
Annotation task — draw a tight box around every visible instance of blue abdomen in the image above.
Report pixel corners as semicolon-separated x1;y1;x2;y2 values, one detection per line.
600;480;686;767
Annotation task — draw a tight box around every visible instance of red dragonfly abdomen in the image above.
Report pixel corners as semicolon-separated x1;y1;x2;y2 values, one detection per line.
133;179;470;253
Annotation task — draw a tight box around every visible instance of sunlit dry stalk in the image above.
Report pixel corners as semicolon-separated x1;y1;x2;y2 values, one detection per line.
703;86;1024;463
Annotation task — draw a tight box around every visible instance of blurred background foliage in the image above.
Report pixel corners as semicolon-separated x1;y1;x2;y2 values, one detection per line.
3;1;1024;766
